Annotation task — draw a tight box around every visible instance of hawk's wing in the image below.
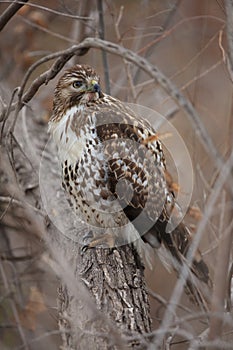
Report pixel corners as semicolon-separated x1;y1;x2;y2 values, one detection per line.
94;99;212;308
95;101;168;239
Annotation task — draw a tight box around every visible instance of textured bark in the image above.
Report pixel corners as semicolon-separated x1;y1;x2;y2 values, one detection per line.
57;242;152;350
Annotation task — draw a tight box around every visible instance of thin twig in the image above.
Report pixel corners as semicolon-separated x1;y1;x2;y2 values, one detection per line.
148;288;192;314
10;132;35;171
0;0;28;31
0;46;88;126
208;192;233;344
225;0;233;73
227;261;233;310
69;0;92;67
19;15;80;44
15;330;67;350
0;262;30;349
0;253;33;261
113;6;137;101
0;196;44;215
97;0;111;94
172;26;224;81
204;217;233;256
0;87;20;141
149;149;233;349
179;59;223;91
0;196;13;221
137;15;225;56
0;1;93;21
219;29;227;63
133;0;182;84
1;37;232;195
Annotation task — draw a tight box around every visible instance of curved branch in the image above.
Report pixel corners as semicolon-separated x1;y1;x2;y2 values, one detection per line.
0;1;93;21
225;0;233;73
0;0;28;31
1;37;232;194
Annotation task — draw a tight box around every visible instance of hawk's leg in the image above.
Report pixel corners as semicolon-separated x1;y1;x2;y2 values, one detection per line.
82;232;116;251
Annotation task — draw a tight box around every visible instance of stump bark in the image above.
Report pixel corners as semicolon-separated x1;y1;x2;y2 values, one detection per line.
56;240;152;350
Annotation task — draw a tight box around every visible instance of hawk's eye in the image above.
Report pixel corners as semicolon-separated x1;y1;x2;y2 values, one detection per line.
73;81;83;88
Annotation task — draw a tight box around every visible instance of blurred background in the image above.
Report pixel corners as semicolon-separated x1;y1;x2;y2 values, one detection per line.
0;1;232;349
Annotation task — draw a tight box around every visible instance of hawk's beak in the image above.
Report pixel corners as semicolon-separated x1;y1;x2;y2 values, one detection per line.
88;80;101;93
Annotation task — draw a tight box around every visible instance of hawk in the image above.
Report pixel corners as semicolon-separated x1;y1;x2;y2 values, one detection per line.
49;64;211;306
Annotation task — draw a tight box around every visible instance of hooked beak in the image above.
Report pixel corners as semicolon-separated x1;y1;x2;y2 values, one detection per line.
88;80;101;94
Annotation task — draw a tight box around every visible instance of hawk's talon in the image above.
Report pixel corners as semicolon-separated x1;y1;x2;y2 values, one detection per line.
82;230;94;245
81;244;92;253
81;233;116;250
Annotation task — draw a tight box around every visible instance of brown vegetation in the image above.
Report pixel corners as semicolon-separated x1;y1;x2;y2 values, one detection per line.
0;1;232;349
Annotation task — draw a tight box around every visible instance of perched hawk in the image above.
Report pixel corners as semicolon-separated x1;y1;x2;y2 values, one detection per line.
49;64;211;306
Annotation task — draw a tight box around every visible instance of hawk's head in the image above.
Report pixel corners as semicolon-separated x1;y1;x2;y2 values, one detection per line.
51;64;103;121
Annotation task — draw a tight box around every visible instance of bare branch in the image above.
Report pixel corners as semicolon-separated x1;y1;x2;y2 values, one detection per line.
18;15;79;44
0;0;28;32
225;0;233;73
149;149;233;348
0;261;30;349
227;261;233;310
0;195;44;215
133;0;182;84
208;192;233;344
0;253;34;261
1;37;232;193
0;46;89;125
97;0;111;94
113;6;138;102
0;0;93;21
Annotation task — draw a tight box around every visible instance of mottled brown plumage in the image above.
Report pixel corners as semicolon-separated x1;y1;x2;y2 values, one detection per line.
49;64;212;307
